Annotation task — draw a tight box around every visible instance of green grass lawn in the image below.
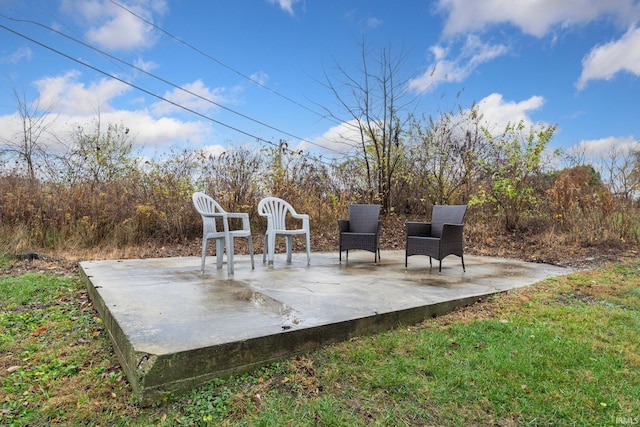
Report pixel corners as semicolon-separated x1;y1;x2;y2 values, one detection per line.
1;260;639;426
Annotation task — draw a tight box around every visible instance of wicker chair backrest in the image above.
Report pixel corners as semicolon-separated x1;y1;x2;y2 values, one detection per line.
431;205;467;237
348;204;381;233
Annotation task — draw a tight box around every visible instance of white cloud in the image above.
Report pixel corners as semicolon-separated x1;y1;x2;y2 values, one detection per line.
32;70;130;116
437;0;640;37
0;112;65;155
249;71;269;86
60;0;168;51
300;119;364;155
85;11;154;51
0;69;216;155
1;47;33;64
307;94;548;156
576;25;640;90
408;35;507;93
151;80;230;116
568;135;638;158
267;0;301;16
475;93;546;133
0;107;211;156
126;113;211;149
133;58;158;73
364;17;383;29
31;71;239;129
199;144;227;158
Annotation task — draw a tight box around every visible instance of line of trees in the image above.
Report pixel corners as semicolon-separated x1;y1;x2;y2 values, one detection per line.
0;104;638;254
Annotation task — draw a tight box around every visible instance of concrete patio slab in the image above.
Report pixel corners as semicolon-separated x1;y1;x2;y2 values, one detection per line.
79;250;572;405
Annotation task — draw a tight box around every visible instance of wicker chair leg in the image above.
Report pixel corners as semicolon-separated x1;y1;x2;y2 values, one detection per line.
461;255;465;272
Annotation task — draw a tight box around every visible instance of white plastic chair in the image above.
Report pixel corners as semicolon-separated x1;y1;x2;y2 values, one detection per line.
192;192;254;275
257;197;310;265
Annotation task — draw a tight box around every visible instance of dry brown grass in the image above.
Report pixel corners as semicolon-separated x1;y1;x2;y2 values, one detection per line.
1;156;638;269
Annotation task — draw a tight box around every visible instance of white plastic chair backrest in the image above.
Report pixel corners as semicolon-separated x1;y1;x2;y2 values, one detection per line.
258;197;295;230
192;192;226;234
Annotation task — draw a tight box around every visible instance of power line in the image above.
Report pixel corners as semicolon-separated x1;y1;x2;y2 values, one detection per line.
0;22;338;166
33;1;162;101
2;14;348;156
109;0;342;127
108;0;360;153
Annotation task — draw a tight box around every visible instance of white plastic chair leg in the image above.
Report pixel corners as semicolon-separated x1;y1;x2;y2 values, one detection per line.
268;231;276;265
227;237;234;275
216;239;224;270
262;234;268;263
286;235;293;262
200;239;208;273
248;236;255;269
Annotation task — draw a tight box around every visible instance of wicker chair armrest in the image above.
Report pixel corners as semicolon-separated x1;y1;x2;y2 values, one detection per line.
338;219;350;232
441;223;464;239
406;221;432;237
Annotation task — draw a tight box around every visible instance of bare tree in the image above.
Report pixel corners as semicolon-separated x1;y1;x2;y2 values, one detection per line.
322;42;414;214
600;142;640;200
0;86;58;181
560;143;588;170
631;146;640;200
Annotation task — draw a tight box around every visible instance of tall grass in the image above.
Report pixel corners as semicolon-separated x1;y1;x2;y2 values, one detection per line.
1;146;639;257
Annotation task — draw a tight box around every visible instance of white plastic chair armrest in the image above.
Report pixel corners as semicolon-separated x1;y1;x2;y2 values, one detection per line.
199;212;227;219
226;212;251;230
298;214;310;230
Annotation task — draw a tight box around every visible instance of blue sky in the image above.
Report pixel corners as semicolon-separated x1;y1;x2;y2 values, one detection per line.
0;0;639;163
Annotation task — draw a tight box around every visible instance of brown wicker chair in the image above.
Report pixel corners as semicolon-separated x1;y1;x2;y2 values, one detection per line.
405;205;467;272
338;204;381;263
